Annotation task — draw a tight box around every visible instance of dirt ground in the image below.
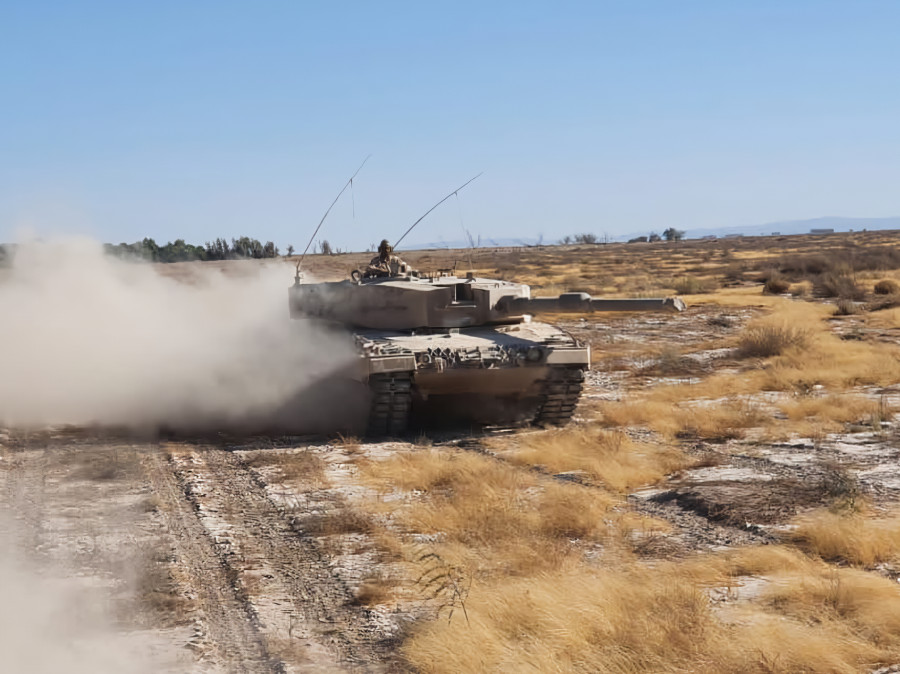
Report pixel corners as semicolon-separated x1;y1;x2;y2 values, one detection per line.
5;231;900;672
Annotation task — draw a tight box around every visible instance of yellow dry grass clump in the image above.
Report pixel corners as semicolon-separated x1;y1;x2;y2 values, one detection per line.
598;398;770;441
778;395;890;427
498;426;691;491
762;331;900;392
790;509;900;566
363;450;619;575
404;547;900;673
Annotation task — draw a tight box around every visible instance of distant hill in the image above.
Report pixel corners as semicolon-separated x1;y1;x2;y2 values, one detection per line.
681;216;900;240
407;216;900;249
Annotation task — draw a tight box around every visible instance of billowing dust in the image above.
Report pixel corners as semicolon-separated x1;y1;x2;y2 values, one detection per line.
0;238;361;432
0;533;166;674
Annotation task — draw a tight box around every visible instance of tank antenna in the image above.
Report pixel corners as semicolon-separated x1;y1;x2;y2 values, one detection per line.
394;172;482;250
295;154;371;283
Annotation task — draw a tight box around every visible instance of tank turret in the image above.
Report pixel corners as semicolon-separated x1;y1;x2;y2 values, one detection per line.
289;266;685;436
290;274;683;330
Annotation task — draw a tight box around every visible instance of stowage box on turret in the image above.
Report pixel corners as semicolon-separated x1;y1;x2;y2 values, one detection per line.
289;262;684;436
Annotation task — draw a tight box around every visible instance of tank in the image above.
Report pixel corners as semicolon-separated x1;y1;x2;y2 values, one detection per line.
289;264;684;435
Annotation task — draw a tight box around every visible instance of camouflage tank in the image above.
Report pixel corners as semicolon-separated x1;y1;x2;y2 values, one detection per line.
289;260;684;435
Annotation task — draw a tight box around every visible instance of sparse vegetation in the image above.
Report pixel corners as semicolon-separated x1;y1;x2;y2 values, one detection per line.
738;321;810;357
875;278;900;294
790;510;900;566
672;275;714;294
833;297;863;315
763;274;791;294
13;229;900;672
499;426;692;491
815;272;865;300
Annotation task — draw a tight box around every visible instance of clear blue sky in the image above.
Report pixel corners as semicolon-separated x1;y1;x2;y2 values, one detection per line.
2;1;899;250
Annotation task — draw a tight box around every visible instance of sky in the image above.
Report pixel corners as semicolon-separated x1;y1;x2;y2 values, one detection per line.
2;1;900;251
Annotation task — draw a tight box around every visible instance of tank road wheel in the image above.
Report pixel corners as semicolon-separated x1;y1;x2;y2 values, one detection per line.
367;372;413;437
533;367;585;427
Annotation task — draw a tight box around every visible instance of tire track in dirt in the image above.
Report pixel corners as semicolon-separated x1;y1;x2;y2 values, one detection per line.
167;444;393;673
0;437;50;551
145;445;283;673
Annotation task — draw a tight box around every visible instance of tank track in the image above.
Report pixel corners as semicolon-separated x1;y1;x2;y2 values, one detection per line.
366;372;413;437
533;366;585;426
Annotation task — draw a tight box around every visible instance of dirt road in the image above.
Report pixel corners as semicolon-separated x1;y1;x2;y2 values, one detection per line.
0;431;401;673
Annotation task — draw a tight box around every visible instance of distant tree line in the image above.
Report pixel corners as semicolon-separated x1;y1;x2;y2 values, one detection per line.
627;228;685;243
104;236;282;262
559;228;685;245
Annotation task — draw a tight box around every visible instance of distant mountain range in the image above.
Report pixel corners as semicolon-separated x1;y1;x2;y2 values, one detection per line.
406;217;900;249
681;216;900;240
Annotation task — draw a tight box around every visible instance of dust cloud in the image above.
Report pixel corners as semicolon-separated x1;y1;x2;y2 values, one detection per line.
0;542;168;674
0;238;361;432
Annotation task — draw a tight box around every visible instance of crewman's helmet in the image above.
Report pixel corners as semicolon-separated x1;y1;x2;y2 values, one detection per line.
378;239;392;255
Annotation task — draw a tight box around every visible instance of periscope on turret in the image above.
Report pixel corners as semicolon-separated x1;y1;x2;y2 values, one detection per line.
289;256;684;436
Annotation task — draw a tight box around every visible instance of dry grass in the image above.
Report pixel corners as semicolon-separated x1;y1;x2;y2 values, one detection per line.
671;275;715;294
866;293;900;312
790;510;900;566
763;275;791;294
635;345;708;376
500;427;692;491
760;567;900;650
760;331;900;392
874;278;900;295
864;305;900;327
778;395;890;427
815;272;866;300
402;550;900;673
362;449;634;577
598;398;771;441
833;298;863;315
737;321;810;358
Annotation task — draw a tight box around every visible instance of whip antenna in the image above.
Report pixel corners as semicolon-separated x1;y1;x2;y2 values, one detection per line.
394;172;482;249
295;154;371;281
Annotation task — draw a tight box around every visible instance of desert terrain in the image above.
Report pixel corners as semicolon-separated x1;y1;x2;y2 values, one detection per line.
5;230;900;672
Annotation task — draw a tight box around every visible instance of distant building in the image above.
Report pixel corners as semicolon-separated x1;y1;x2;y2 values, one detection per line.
771;232;780;236
723;233;743;239
810;228;834;234
700;235;717;240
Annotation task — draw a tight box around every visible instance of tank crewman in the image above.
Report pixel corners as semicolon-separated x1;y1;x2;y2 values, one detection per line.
366;239;408;277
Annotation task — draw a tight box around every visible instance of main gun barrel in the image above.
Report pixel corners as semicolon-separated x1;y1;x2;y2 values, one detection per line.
504;292;685;314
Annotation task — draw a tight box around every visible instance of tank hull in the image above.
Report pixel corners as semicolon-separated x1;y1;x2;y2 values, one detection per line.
353;321;589;435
